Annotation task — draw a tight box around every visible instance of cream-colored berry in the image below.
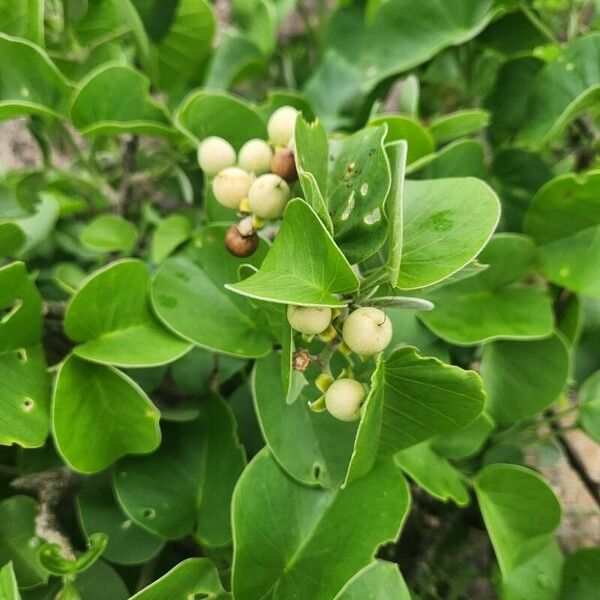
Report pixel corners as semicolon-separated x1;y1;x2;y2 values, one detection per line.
267;106;299;147
212;167;253;210
197;136;236;175
342;307;393;355
287;305;332;335
238;139;273;175
247;174;291;219
325;378;365;422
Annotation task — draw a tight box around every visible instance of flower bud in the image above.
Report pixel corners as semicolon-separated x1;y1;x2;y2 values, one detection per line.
212;167;252;210
197;136;236;175
325;378;365;421
342;307;393;355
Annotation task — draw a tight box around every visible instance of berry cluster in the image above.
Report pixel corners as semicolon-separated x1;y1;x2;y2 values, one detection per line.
197;106;300;257
287;305;393;422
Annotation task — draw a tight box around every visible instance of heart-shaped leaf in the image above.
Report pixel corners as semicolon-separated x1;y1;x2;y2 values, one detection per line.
175;90;266;149
70;64;174;137
151;227;273;358
519;33;600;147
227;199;359;306
80;215;138;254
474;464;561;575
130;558;231;600
253;353;357;488
52;355;161;473
0;496;47;588
481;333;569;423
0;261;42;353
114;396;245;545
0;33;72;121
65;259;191;367
524;171;600;296
232;450;410;600
419;234;554;344
346;347;484;484
76;474;164;566
0;344;50;448
397;177;500;290
395;441;470;506
328;126;391;263
335;560;410;600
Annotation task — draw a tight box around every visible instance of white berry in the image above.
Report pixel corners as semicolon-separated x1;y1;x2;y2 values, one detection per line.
238;139;273;175
325;378;366;422
267;106;299;147
212;167;253;210
342;307;393;355
248;174;291;219
287;305;332;335
197;136;236;175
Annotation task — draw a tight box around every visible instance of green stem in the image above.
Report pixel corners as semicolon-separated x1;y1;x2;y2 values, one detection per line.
520;3;560;44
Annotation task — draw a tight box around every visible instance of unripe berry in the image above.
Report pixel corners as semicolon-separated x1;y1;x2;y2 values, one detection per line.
197;136;236;175
325;378;365;421
342;307;393;355
271;148;298;183
287;305;332;335
224;224;258;257
212;167;252;210
267;106;299;147
248;174;291;219
238;139;273;175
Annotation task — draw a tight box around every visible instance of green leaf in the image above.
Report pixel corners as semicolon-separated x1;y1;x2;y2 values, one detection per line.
52;354;161;473
304;0;495;125
429;109;490;144
0;262;42;353
395;441;469;506
114;396;245;545
80;215;138;254
579;369;600;443
65;259;191;367
558;547;600;600
204;33;266;90
0;562;21;600
346;347;485;484
70;64;174;137
232;450;410;600
397;177;500;289
501;539;563;600
384;141;407;288
70;560;128;600
253;353;357;487
14;194;60;255
0;0;43;45
0;33;72;121
420;234;554;345
328;126;391;263
431;412;495;460
369;115;434;165
76;474;164;566
524;171;600;296
38;533;107;576
0;344;50;448
150;214;192;263
334;560;410;600
130;558;230;600
146;0;215;94
481;333;569;423
0;222;25;256
474;464;561;575
0;496;47;589
227;199;359;306
519;33;600;146
175;90;267;149
414;139;485;179
151;228;273;358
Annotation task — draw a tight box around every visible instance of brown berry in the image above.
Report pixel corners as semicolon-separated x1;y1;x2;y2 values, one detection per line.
270;148;298;183
224;224;258;257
